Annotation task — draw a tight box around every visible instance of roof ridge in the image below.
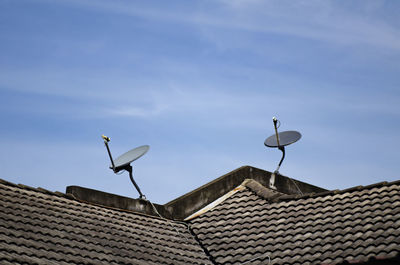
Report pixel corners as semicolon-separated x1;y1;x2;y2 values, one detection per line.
0;178;75;200
184;185;246;221
277;179;400;202
239;178;400;203
165;166;326;221
241;179;284;202
0;178;178;222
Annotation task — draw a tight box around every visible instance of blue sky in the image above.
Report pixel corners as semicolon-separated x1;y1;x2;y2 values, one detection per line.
1;0;400;203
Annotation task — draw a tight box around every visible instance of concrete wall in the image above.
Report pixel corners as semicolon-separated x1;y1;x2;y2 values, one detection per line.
164;166;326;220
66;166;326;221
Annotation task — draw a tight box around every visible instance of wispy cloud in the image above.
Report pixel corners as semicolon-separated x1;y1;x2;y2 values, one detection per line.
43;0;400;51
212;0;400;50
109;104;168;118
2;64;399;123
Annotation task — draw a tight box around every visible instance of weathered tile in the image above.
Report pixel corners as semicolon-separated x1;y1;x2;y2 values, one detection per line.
190;179;400;264
0;181;212;265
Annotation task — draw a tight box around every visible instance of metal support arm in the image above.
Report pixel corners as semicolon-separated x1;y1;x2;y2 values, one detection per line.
275;146;285;174
102;135;116;172
125;164;146;200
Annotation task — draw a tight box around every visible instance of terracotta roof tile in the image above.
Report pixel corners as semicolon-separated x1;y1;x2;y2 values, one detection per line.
190;179;400;264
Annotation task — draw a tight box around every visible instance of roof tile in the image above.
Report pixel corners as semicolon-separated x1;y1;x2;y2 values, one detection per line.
190;179;400;264
0;180;212;265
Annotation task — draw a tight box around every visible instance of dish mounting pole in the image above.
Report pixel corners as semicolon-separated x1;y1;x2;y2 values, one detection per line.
120;164;146;200
102;135;116;172
273;117;285;174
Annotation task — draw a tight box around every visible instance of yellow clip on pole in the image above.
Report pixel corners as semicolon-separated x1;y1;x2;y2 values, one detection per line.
102;134;110;142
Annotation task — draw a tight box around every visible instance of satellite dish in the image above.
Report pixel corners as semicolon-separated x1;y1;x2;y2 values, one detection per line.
264;117;301;174
101;135;149;199
264;131;301;147
113;145;149;169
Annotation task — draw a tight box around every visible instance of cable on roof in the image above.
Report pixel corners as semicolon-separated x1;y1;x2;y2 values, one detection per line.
146;198;190;242
288;177;303;196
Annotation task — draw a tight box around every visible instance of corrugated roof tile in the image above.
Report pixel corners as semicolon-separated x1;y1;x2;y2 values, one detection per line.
2;173;400;264
190;179;400;264
0;180;213;265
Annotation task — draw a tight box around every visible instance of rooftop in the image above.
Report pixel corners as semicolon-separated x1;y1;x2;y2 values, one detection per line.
1;166;400;264
190;178;400;264
0;178;212;264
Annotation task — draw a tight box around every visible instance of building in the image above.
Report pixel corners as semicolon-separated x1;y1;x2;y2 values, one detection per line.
1;166;399;264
